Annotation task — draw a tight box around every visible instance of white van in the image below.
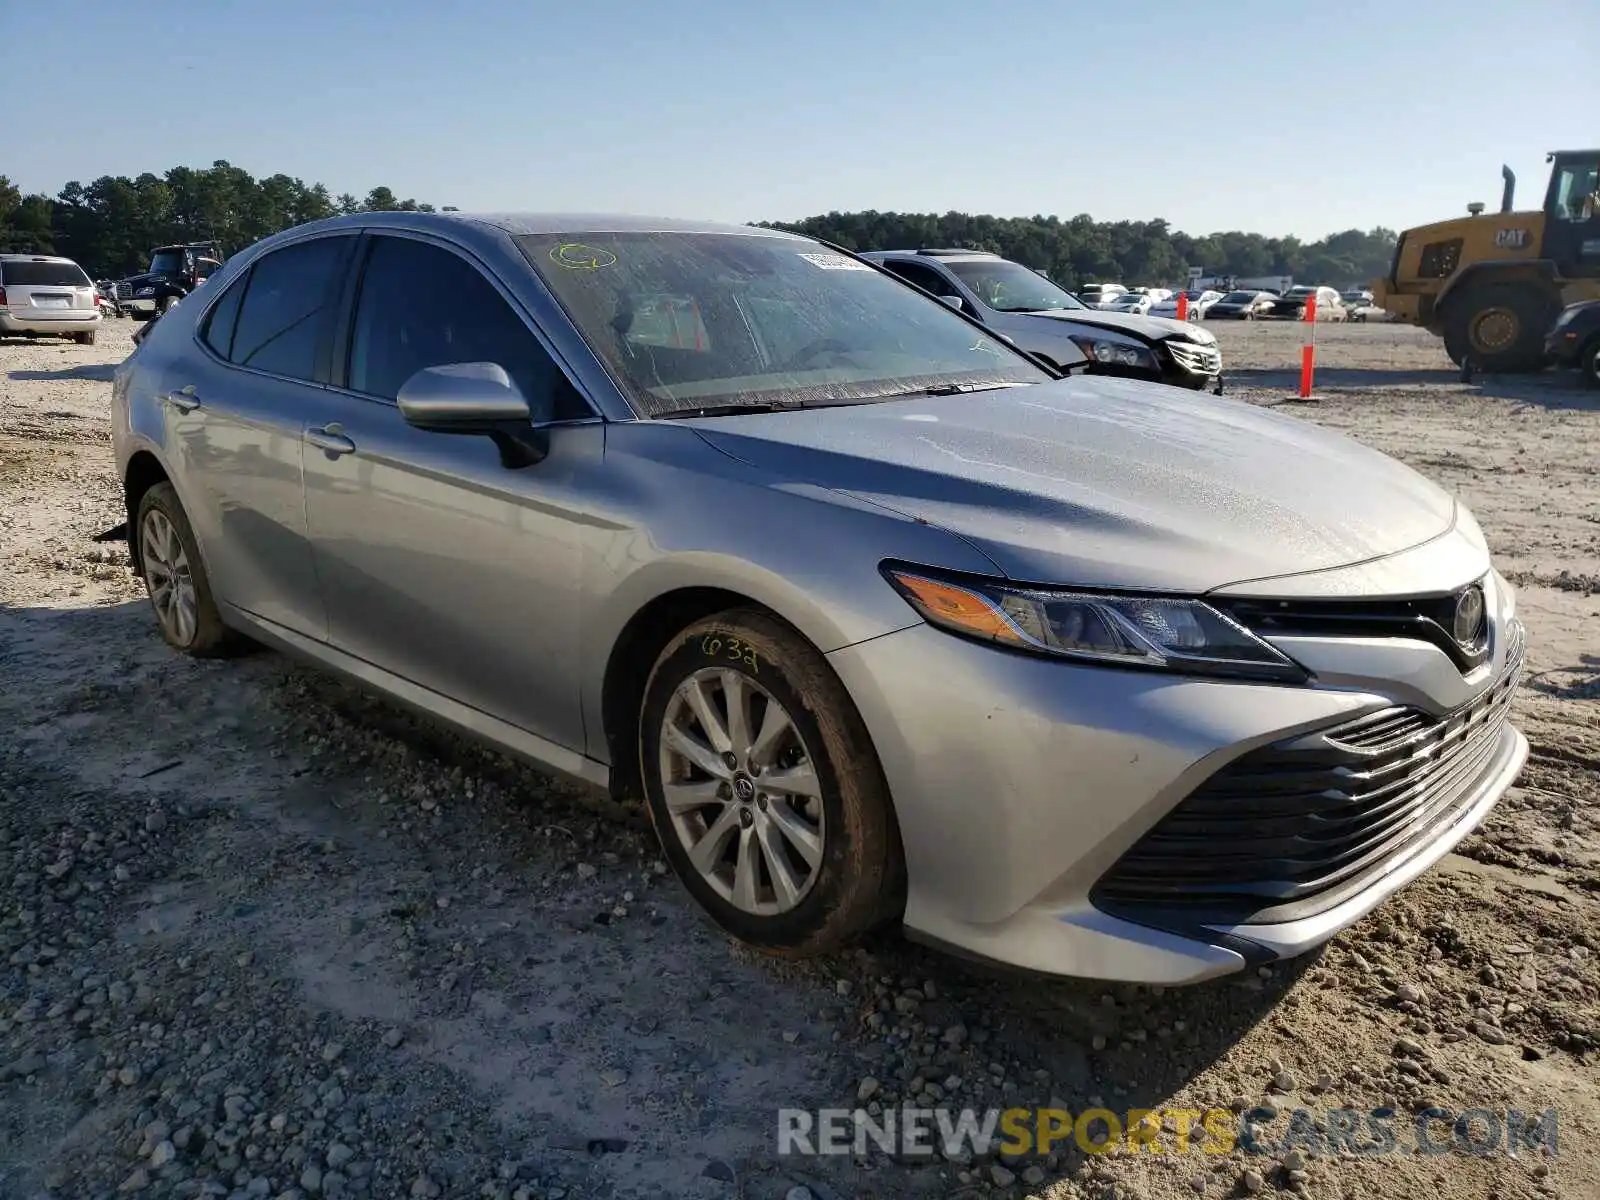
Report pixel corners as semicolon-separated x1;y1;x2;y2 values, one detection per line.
0;254;102;344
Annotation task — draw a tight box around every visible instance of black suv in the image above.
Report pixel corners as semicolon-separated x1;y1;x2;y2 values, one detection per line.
1545;299;1600;386
114;242;224;320
861;249;1223;392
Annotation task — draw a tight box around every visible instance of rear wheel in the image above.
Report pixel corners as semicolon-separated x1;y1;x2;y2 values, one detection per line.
639;608;903;956
1583;339;1600;389
135;483;244;657
74;330;96;346
1443;282;1559;372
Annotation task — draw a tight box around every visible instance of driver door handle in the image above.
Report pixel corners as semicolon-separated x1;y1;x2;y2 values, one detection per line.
163;386;201;413
305;422;357;456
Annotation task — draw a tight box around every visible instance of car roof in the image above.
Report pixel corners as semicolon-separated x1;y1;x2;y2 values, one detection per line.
862;249;1001;263
0;253;80;263
274;211;811;240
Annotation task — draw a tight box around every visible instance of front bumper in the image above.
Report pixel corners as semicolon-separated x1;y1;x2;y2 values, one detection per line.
827;575;1525;985
1544;327;1585;367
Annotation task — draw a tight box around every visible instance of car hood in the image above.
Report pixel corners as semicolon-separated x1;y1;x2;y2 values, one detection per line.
1025;308;1211;343
119;271;172;288
687;377;1458;594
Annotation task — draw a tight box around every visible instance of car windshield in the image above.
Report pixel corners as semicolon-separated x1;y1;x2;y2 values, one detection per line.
149;250;188;275
1285;287;1314;298
517;232;1051;417
941;259;1087;313
1219;292;1256;303
1;260;91;287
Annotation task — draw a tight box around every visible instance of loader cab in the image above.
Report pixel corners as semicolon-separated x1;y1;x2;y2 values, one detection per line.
1542;150;1600;277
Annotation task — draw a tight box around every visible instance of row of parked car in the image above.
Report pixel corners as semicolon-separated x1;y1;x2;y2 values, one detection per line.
1078;281;1392;322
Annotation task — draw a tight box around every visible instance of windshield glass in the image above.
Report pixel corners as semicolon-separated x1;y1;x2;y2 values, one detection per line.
517;232;1050;417
1;260;91;287
941;259;1086;313
1219;292;1255;303
149;249;188;275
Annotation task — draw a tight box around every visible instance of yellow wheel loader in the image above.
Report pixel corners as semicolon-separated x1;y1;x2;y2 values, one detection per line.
1372;150;1600;371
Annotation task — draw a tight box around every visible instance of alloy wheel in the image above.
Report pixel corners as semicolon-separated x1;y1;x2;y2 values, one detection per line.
657;667;825;916
141;509;198;647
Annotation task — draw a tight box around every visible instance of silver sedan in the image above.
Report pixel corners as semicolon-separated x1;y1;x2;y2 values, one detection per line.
111;212;1527;984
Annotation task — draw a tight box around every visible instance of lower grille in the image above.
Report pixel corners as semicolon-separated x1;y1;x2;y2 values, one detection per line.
1165;340;1221;375
1093;620;1524;928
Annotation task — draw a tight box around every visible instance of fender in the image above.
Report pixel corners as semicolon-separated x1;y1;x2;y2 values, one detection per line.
1434;258;1561;317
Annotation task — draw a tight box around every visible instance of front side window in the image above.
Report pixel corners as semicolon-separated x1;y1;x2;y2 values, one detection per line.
347;235;590;420
228;235;353;381
518;232;1048;417
150;250;187;276
880;260;958;297
943;259;1085;313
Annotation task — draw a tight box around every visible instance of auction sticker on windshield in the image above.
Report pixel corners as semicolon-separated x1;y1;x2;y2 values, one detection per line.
797;253;872;271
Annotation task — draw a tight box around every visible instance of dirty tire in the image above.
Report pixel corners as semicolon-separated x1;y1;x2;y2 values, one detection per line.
639;608;904;955
1444;283;1559;372
1585;339;1600;390
160;294;180;314
135;482;246;658
76;329;97;346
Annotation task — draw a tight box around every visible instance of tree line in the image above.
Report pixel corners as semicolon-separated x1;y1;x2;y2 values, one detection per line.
1;160;1396;287
0;160;451;280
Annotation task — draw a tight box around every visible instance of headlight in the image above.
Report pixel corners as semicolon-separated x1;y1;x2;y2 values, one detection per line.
883;566;1306;681
1069;336;1155;369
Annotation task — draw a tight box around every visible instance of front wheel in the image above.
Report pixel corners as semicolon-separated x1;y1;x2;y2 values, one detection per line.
639;609;903;955
1583;340;1600;390
1443;283;1558;372
159;294;180;314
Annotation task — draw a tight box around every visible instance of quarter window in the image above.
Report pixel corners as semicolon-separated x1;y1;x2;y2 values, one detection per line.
347;235;590;420
228;236;353;381
201;272;247;360
881;260;957;297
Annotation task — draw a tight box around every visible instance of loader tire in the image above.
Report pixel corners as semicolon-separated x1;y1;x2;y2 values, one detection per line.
1443;282;1558;373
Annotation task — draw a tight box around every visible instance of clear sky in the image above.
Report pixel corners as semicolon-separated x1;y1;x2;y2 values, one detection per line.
6;0;1597;240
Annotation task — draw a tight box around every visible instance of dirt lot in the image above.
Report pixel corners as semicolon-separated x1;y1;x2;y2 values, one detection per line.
1;318;1596;1200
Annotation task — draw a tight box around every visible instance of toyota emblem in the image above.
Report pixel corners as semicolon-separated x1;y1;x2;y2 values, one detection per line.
1452;585;1487;647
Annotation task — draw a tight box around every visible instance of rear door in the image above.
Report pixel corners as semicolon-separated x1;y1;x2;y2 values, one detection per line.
164;233;358;639
1;258;97;320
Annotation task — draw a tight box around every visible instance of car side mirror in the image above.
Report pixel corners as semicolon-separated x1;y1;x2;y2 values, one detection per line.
935;293;967;313
397;361;551;469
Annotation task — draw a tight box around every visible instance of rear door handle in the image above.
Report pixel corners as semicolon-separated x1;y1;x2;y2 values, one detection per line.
306;422;357;456
163;386;201;413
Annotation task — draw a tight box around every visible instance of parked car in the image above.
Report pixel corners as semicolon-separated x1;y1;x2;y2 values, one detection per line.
0;254;102;343
112;211;1527;985
1206;290;1277;320
1150;290;1223;320
1340;289;1374;307
863;249;1223;391
1344;298;1391;323
1076;283;1127;309
1544;299;1600;385
1263;285;1347;321
1108;292;1154;316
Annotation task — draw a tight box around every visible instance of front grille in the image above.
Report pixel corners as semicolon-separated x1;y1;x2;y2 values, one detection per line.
1215;587;1491;672
1093;620;1524;928
112;282;132;300
1165;340;1221;375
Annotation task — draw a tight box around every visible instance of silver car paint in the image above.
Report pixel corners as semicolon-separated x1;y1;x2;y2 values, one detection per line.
113;211;1526;983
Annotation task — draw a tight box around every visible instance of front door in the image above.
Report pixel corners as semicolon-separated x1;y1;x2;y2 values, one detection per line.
1543;155;1600;279
301;232;598;753
163;233;357;640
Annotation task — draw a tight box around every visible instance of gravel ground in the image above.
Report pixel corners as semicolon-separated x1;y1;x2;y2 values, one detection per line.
1;318;1596;1200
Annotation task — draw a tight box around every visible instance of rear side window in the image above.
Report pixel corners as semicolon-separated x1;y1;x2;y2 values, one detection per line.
880;260;957;297
346;235;590;420
201;272;248;360
1;260;91;286
227;236;354;381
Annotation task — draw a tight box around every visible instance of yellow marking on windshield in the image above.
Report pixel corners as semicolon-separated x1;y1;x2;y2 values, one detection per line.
549;243;618;270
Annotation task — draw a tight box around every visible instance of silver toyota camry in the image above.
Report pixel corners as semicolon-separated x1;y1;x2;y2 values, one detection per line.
110;212;1528;985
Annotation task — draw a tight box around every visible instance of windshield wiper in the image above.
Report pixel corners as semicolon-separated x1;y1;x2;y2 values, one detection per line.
654;398;854;420
880;381;1033;399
